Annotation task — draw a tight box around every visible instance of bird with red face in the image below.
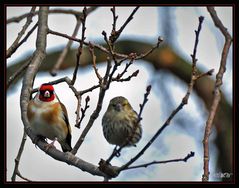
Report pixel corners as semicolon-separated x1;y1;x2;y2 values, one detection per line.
27;83;72;152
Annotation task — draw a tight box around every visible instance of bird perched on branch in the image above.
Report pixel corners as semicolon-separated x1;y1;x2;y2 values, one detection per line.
27;83;72;152
102;96;142;147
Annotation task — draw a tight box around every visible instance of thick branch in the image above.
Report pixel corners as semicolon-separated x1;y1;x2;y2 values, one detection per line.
19;6;108;180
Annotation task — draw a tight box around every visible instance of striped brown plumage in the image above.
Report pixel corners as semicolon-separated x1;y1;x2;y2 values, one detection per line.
102;96;142;147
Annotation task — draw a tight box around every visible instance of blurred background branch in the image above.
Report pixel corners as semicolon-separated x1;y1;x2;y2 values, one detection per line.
6;6;233;181
7;39;232;179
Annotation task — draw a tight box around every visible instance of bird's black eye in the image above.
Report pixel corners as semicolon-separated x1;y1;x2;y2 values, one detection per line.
40;90;45;95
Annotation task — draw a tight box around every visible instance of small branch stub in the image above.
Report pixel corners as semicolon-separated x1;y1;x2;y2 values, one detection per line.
98;159;120;178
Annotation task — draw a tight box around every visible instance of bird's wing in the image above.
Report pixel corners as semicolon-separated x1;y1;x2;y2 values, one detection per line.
59;102;71;133
60;102;72;151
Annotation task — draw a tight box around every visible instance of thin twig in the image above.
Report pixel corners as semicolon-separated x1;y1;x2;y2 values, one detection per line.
110;6;118;33
72;10;139;154
75;96;90;128
202;7;232;182
50;15;82;76
106;85;151;163
102;57;113;87
7;7;36;58
7;57;33;89
69;7;88;132
16;172;32;182
137;85;152;122
11;130;28;181
196;69;214;80
71;86;107;155
71;6;87;85
123;151;195;171
135;36;164;60
50;7;98;76
48;29;127;58
110;6;140;43
102;31;116;61
113;58;135;80
79;84;101;95
17;22;38;49
31;76;78;96
71;58;114;154
48;28;162;61
7;22;38;60
75;95;82;127
112;70;139;82
89;43;103;82
101;31;121;89
118;16;206;172
72;55;119;155
7;8;91;24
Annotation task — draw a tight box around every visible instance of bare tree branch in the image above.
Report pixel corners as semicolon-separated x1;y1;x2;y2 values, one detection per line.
123;151;195;171
20;5;49;141
105;85;152;164
117;16;207;172
7;8;97;24
14;7;207;181
75;96;90;128
50;7;98;76
71;88;107;155
79;84;101;95
11;131;28;181
135;36;163;60
7;57;33;89
48;28;162;61
202;7;232;182
71;6;87;85
48;28;128;58
89;43;103;82
110;6;140;43
71;8;145;156
50;16;82;76
7;22;38;89
112;69;139;82
19;6;108;180
7;7;36;58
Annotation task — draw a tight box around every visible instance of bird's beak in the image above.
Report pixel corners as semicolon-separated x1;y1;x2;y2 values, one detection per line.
115;103;122;112
44;90;51;98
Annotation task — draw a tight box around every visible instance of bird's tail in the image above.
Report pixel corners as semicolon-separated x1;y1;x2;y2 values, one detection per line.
60;141;72;152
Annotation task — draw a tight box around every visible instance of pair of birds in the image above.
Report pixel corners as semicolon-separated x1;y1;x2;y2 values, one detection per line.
27;83;142;152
